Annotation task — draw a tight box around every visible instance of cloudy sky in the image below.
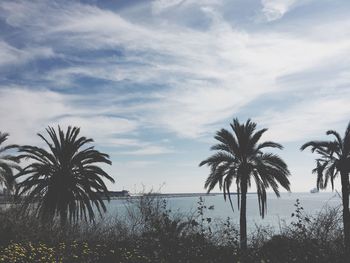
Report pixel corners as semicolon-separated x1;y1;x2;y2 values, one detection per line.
1;0;349;193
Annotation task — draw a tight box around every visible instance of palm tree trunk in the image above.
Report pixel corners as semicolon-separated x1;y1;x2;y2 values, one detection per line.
240;179;248;251
341;171;350;253
60;210;68;228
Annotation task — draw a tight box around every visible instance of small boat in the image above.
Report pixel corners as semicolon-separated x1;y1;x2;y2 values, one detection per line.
310;187;319;194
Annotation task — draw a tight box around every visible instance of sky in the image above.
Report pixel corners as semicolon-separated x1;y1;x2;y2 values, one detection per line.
0;0;350;193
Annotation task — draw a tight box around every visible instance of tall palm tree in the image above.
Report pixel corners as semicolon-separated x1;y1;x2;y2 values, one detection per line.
301;122;350;251
0;132;20;196
199;118;291;250
16;126;115;226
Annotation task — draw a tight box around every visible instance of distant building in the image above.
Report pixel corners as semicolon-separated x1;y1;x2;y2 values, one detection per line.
310;187;319;194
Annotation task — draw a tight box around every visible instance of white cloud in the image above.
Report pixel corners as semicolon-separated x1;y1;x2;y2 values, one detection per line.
0;87;71;144
114;160;158;168
260;0;298;21
100;138;142;147
257;93;350;142
152;0;185;14
55;115;139;144
151;0;221;14
0;87;174;158
0;41;54;67
121;145;174;155
0;88;138;145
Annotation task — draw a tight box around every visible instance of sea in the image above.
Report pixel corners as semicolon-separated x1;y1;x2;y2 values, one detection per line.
0;192;342;232
103;192;342;231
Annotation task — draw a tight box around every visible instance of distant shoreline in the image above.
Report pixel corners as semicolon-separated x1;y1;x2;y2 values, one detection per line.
106;191;337;200
107;192;259;200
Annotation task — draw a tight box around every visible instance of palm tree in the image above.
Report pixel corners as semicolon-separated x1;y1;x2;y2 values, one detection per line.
0;132;20;196
16;126;115;226
199;118;291;250
301;122;350;251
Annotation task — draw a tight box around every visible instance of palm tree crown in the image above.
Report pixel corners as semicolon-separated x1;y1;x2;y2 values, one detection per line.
0;132;19;193
300;123;350;189
16;126;115;225
199;118;291;217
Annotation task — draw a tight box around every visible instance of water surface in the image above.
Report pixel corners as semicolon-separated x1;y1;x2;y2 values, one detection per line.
104;192;342;230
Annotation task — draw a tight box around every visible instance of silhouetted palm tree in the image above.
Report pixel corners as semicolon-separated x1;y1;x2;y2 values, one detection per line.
0;132;19;195
199;119;290;250
16;126;114;226
301;122;350;251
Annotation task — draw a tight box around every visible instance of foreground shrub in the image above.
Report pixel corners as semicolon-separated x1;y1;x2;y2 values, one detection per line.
250;199;345;263
0;242;151;263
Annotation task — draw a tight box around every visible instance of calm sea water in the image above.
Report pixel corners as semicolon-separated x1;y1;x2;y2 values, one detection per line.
103;192;342;230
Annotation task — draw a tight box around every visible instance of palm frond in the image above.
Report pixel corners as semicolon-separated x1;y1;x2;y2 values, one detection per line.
327;130;343;149
0;132;19;192
256;141;283;151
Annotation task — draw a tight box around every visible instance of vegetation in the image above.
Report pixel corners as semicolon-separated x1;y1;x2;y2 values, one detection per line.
15;126;114;226
301;122;350;251
0;132;20;195
199;118;291;250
